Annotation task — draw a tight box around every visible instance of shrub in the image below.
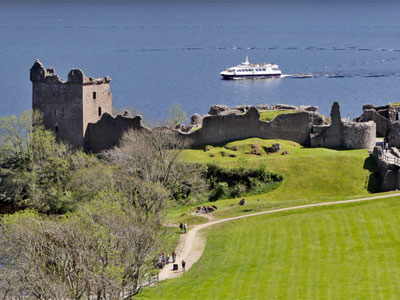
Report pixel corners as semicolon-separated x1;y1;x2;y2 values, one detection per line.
204;164;282;201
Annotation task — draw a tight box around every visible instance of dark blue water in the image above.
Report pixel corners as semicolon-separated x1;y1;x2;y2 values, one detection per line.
1;1;400;121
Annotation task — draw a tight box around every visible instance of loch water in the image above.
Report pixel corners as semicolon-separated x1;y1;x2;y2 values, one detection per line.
1;0;400;121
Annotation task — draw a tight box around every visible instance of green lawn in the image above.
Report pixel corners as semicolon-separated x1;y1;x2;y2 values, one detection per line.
138;197;400;300
169;138;384;222
258;110;299;122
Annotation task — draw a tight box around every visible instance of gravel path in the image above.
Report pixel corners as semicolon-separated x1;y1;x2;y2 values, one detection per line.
158;192;400;281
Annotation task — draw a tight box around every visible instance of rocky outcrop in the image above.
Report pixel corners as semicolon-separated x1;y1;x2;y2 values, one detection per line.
208;105;230;116
190;113;202;127
265;143;281;154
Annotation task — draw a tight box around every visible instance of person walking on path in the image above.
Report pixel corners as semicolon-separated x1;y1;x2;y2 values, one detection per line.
172;251;176;263
182;260;186;272
385;142;389;153
184;222;187;233
179;222;183;233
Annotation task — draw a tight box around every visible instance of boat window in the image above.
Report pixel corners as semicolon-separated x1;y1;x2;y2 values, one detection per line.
263;68;266;71
272;68;278;71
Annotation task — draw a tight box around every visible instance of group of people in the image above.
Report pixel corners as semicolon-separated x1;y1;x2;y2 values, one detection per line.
179;222;187;233
157;222;189;273
160;250;177;265
159;251;186;272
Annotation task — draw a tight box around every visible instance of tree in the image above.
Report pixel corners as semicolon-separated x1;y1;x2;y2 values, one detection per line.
0;178;168;299
0;110;96;214
103;128;185;190
166;103;188;127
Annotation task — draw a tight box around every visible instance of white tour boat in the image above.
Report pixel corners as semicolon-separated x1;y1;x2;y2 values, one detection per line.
220;56;282;79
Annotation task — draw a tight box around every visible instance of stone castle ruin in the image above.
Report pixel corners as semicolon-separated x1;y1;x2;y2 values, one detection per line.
356;103;400;147
30;60;376;153
30;60;144;152
310;102;376;150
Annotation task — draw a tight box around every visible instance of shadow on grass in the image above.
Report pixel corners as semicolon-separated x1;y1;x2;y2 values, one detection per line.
363;156;380;193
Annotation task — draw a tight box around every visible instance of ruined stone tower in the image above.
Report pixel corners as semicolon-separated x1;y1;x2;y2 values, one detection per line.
30;60;113;149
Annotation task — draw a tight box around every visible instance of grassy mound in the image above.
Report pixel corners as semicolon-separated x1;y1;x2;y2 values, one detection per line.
138;197;400;299
258;109;299;122
174;138;381;220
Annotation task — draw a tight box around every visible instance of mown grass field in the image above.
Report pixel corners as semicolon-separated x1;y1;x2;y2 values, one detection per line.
168;138;386;222
139;197;400;300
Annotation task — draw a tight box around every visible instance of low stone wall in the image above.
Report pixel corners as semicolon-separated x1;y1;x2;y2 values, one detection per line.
179;107;321;147
84;113;144;153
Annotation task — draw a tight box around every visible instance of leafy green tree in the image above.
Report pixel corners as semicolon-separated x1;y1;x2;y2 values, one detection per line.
0;110;97;214
167;103;188;127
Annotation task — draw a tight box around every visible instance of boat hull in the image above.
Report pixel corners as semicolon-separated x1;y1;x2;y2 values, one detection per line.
221;73;281;80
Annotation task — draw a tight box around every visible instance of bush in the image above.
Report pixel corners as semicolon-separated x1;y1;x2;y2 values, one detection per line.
204;164;282;201
209;182;229;202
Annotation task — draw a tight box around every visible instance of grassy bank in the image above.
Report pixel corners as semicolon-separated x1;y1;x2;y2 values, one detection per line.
168;138;382;222
139;197;400;299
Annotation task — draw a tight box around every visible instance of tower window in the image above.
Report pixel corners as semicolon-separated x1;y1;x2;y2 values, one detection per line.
93;92;96;99
55;126;59;132
98;107;102;116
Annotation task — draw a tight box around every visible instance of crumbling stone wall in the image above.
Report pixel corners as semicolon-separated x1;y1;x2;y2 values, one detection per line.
311;102;376;150
84;113;145;153
356;104;400;137
371;146;400;191
30;60;112;149
179;107;322;147
388;122;400;147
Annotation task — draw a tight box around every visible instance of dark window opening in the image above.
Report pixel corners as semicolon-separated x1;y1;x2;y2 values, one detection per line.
55;126;59;132
98;107;102;116
93;92;97;99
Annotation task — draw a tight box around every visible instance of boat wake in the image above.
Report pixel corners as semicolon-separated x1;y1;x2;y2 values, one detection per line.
283;70;400;79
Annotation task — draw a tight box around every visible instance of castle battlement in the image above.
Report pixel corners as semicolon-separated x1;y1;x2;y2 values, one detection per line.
30;60;113;149
30;59;111;85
